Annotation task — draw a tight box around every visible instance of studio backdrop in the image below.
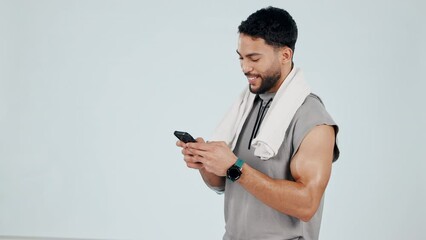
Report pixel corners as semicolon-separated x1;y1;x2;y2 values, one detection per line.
0;0;425;239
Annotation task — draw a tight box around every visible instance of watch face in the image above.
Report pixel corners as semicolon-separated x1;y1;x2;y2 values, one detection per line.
227;166;241;181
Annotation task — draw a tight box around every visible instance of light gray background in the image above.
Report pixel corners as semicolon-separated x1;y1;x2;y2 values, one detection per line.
1;0;425;239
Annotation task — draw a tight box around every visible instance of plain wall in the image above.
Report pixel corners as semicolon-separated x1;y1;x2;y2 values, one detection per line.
1;0;425;239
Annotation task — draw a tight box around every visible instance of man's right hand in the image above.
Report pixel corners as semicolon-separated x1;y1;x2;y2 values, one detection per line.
177;137;226;191
176;137;205;170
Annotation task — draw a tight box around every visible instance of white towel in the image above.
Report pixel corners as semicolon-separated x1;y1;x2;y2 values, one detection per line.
211;67;311;160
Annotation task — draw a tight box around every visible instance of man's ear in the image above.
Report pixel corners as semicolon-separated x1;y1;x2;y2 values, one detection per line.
280;47;293;64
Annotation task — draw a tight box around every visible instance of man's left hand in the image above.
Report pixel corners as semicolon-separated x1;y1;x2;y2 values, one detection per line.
186;141;238;177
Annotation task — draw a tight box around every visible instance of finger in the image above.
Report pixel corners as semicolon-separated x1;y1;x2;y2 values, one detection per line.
187;148;208;158
186;161;203;169
181;148;194;157
184;154;197;163
184;155;204;166
207;141;227;146
195;137;205;143
191;153;206;164
176;140;185;148
187;142;212;151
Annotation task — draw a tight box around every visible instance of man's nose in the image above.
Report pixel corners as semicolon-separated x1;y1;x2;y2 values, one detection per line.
241;62;253;74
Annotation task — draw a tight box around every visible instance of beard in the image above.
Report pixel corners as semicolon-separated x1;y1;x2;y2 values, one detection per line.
249;69;281;94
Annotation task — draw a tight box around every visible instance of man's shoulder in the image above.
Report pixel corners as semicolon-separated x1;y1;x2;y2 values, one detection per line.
288;92;337;135
303;93;324;107
295;93;327;119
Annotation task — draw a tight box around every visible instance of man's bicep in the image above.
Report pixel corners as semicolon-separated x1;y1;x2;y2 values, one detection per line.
290;125;335;197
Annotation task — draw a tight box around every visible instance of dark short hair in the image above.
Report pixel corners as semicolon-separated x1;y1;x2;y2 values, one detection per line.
238;6;298;51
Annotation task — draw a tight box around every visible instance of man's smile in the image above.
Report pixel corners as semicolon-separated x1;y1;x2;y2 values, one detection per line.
246;74;261;84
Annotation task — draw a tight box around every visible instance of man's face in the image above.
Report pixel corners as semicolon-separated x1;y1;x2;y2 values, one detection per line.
237;34;283;94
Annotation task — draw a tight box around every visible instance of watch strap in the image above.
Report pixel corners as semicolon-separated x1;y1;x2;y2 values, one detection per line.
235;158;245;169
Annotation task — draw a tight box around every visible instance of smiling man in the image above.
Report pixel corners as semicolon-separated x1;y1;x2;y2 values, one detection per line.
176;6;339;240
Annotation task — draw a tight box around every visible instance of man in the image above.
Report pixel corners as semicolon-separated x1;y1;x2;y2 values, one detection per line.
176;6;339;240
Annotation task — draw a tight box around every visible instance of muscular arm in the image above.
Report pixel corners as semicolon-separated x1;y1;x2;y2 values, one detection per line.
184;125;336;221
236;125;335;221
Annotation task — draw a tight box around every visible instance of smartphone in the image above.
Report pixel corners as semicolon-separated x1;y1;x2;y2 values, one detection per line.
174;131;197;143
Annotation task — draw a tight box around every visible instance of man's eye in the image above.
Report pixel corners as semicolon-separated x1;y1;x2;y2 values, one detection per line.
238;57;243;60
251;58;260;62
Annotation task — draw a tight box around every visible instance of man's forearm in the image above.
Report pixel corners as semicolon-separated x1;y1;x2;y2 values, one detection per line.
199;168;226;191
237;164;315;221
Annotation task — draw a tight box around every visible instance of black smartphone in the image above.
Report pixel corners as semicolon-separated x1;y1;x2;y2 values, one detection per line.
174;131;197;143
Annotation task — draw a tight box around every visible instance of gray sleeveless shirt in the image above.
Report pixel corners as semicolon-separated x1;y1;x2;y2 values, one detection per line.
223;93;340;240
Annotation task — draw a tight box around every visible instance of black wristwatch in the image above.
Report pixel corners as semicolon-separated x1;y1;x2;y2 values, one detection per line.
226;159;245;182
